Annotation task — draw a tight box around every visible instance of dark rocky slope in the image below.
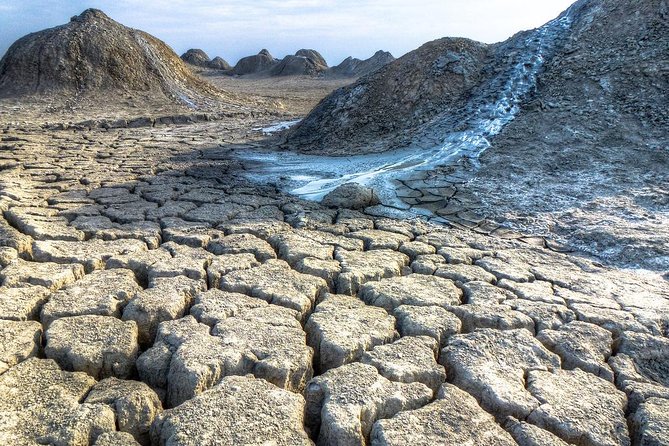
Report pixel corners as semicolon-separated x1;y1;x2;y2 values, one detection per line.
463;0;669;269
282;0;669;270
181;49;231;71
287;38;490;153
0;9;232;107
231;49;279;76
269;49;329;77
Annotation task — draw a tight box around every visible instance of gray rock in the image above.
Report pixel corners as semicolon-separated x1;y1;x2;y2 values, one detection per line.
572;304;650;336
614;332;669;386
122;275;205;346
41;268;141;327
139;310;312;407
0;285;51;320
94;432;141;446
359;273;461;312
441;328;560;419
0;8;219;103
361;336;446;392
190;288;300;327
85;377;162;445
398;240;435;259
476;257;535;282
151;375;312;446
231;49;279;75
32;239;147;272
0;259;84;291
370;383;517;446
348;229;410;250
206;253;260;289
269;230;334;267
394;304;461;348
433;263;497;284
527;368;630;446
306;293;396;372
499;278;565;305
322;183;380;210
537;321;614;381
180;48;211;67
447;303;536;333
335;248;409;295
45;315;139;379
0;320;42;374
505;418;570;446
624;381;669;413
220;259;327;320
461;280;514;304
305;362;432;446
630;397;669;446
0;358;115;445
206;232;276;261
506;299;576;331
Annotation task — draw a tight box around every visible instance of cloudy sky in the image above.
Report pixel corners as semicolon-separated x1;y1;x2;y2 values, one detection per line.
0;1;576;66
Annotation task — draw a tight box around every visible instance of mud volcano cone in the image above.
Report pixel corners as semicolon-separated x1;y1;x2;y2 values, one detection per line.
0;8;224;105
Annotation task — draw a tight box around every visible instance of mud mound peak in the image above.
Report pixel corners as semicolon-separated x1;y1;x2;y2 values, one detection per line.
0;8;230;106
286;38;490;154
328;50;395;78
70;8;110;22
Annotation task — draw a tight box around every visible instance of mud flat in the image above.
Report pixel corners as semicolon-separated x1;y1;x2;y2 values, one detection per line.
0;98;667;445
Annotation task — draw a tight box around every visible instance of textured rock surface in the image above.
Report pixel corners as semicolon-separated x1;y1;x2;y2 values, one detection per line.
359;273;461;312
361;336;445;392
527;368;630;446
305;362;432;445
370;383;517;446
441;328;560;419
0;319;42;373
0;9;232;108
0;358;116;445
85;377;162;445
322;183;380;210
151;375;312;446
631;397;669;446
306;293;396;372
45;315;139;379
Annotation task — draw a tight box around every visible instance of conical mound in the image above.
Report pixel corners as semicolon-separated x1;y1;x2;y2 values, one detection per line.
0;9;228;106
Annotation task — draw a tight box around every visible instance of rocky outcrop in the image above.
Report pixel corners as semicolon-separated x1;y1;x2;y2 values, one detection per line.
328;50;395;78
231;49;279;75
180;49;211;67
208;56;231;70
0;9;227;106
181;49;231;71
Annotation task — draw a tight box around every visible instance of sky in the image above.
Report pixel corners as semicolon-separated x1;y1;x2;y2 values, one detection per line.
0;1;576;66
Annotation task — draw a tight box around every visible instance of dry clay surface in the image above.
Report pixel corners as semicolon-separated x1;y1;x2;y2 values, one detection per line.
0;115;668;446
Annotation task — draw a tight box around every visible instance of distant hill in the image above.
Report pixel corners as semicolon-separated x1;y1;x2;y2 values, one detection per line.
0;9;233;107
327;50;395;78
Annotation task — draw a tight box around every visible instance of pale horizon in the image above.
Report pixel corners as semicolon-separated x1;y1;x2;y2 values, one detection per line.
0;0;576;66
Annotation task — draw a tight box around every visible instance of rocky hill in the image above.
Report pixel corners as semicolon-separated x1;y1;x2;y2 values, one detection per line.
0;9;234;108
281;0;669;270
328;50;395;78
231;49;279;75
286;38;490;153
181;49;231;71
269;49;329;77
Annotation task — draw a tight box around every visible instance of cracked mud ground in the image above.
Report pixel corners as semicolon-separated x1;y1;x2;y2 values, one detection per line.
0;113;668;446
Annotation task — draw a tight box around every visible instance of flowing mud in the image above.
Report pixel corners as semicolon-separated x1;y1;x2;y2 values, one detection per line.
237;7;575;217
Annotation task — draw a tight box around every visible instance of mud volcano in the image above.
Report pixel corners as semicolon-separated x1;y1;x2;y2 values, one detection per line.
0;9;224;105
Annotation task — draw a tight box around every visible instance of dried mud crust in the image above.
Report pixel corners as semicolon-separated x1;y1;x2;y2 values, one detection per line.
0;114;667;446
